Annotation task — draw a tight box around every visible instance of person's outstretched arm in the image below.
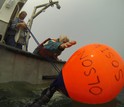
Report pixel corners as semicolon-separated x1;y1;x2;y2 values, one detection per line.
59;41;76;49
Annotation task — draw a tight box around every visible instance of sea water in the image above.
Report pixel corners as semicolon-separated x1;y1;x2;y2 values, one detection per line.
48;89;124;107
0;81;123;107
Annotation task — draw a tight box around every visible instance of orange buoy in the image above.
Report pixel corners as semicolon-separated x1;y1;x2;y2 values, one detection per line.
62;43;124;104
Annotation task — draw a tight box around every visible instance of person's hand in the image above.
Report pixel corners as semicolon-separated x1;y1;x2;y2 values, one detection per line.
61;41;76;49
16;22;27;29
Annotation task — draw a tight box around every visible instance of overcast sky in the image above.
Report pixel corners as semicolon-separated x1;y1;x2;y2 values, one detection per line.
22;0;124;61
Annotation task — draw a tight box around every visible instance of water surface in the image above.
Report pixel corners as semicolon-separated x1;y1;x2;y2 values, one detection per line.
0;82;123;107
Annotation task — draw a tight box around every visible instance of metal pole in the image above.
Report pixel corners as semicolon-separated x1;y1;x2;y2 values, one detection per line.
27;27;40;45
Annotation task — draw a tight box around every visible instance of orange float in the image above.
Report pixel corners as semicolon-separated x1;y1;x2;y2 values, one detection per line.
62;43;124;104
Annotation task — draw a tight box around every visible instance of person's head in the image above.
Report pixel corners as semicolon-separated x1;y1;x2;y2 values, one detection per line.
58;35;69;43
19;11;27;20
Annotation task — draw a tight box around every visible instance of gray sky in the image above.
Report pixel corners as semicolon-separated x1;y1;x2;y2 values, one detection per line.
22;0;124;61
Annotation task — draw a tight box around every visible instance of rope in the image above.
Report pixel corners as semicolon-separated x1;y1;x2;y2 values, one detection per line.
45;57;60;73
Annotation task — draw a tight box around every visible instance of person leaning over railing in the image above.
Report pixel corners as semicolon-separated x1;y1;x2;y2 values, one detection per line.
33;35;76;61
